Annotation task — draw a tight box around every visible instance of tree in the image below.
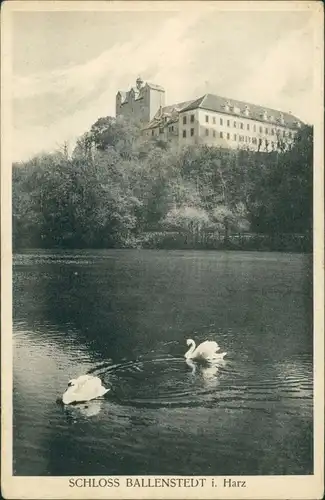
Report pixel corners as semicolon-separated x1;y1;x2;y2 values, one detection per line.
249;125;313;236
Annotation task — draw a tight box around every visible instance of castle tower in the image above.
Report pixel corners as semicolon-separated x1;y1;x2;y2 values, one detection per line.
116;78;165;125
136;76;144;90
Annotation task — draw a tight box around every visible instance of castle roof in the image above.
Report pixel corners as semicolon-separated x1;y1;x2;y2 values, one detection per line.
180;93;302;129
161;100;195;115
146;82;165;91
117;91;128;104
142;100;195;130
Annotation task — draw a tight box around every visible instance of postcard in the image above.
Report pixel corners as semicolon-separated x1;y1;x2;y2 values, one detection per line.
1;1;324;499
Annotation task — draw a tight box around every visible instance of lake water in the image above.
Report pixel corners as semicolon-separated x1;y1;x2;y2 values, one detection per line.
13;250;313;476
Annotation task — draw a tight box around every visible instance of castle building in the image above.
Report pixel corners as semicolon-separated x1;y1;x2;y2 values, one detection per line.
116;79;303;152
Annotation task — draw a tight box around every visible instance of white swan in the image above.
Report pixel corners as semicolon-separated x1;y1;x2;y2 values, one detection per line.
62;374;110;405
185;338;227;362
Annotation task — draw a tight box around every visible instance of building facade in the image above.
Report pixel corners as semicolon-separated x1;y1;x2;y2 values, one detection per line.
116;79;303;152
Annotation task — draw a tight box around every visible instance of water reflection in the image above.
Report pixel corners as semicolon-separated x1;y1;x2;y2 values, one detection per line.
13;250;313;476
185;358;225;389
63;400;104;420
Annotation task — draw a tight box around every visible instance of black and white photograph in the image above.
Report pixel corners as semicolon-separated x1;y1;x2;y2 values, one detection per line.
1;1;324;499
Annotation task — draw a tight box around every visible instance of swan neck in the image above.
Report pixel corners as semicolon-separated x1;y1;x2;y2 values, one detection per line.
185;340;196;358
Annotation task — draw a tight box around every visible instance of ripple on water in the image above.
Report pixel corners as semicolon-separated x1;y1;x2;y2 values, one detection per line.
83;354;312;413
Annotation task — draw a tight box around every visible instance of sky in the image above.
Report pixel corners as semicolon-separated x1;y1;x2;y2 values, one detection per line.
10;4;316;162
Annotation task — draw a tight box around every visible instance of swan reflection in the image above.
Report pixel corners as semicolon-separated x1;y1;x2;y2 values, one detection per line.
64;399;103;419
186;358;225;388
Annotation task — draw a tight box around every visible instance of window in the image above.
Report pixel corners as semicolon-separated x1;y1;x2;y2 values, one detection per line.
265;128;268;135
205;128;209;136
152;130;154;136
253;124;256;132
213;117;216;124
271;128;275;135
183;116;187;125
252;137;257;144
227;133;230;140
240;122;244;129
172;126;174;132
259;126;263;133
213;130;216;138
183;130;186;138
190;114;194;123
247;124;250;131
234;134;237;141
220;131;223;138
205;115;209;123
220;118;223;126
233;121;237;128
190;128;194;136
227;119;230;127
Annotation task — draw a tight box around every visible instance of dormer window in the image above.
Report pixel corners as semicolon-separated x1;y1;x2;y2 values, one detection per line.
243;105;250;117
224;101;230;112
279;113;285;125
262;110;268;121
233;105;240;114
296;121;301;128
269;115;275;122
